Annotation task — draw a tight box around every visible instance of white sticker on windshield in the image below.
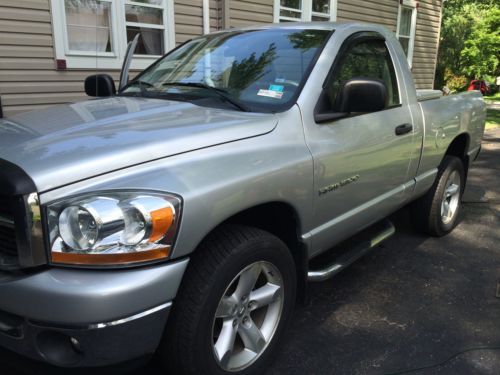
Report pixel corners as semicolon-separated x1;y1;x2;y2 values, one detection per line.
257;89;283;99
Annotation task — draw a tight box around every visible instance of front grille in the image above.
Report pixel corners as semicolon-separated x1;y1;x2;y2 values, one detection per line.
0;225;17;256
0;196;19;269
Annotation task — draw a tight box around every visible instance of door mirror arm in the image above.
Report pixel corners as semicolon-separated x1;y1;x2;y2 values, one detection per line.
314;111;349;123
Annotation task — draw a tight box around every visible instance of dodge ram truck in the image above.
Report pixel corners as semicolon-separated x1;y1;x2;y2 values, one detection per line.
0;23;486;374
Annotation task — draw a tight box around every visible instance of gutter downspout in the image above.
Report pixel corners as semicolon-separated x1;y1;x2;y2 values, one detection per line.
202;0;210;34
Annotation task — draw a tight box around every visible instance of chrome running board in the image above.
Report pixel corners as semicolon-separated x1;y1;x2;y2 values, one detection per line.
307;220;395;282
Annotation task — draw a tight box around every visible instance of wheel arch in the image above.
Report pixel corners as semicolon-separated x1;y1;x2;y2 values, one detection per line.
195;201;309;304
444;132;470;170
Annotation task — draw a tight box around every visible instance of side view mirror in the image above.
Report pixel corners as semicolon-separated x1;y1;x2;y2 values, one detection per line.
315;78;388;123
84;74;116;97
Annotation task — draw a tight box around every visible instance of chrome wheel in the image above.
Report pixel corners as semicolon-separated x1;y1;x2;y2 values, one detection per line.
211;261;284;372
441;170;461;225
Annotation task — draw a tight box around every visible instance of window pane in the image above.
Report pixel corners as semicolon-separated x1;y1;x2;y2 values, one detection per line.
399;37;410;56
127;26;164;55
65;0;112;52
312;0;330;14
281;0;301;10
329;39;400;107
399;7;412;37
280;9;302;19
125;5;163;25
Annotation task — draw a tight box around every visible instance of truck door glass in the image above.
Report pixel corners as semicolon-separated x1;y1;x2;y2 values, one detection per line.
328;39;400;111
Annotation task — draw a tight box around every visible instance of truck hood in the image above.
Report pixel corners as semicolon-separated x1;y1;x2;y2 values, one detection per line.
0;97;277;192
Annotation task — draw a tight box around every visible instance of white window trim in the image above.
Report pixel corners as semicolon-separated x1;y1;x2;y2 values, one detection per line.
50;0;175;70
396;0;417;67
273;0;337;23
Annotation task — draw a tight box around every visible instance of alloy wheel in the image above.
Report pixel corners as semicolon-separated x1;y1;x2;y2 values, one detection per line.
441;170;461;225
211;261;284;372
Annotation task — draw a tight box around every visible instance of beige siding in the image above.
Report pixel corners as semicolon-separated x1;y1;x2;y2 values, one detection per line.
337;0;398;32
174;0;204;44
0;1;123;117
0;0;217;117
174;1;222;45
210;0;223;32
0;0;442;117
412;0;442;89
227;0;273;28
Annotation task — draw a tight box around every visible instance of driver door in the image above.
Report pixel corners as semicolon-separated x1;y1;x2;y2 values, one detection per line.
305;33;417;256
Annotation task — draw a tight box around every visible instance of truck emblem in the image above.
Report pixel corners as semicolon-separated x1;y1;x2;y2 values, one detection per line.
319;175;360;196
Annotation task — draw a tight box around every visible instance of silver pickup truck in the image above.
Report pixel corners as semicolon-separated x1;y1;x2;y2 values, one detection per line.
0;22;486;374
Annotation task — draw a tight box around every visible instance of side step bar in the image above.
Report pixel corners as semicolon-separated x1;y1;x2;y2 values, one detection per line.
307;220;395;282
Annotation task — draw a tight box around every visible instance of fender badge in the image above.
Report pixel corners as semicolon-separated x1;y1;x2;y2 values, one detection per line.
319;175;360;196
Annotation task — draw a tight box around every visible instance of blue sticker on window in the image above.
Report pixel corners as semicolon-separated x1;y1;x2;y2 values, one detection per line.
269;85;284;92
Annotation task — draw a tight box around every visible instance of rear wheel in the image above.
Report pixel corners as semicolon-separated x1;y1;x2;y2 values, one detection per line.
160;225;296;375
412;156;465;236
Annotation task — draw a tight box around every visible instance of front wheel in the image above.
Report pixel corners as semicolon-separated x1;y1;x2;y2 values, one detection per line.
160;225;296;375
412;156;465;236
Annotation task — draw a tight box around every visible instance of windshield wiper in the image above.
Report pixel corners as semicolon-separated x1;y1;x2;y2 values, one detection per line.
162;82;251;112
123;79;155;94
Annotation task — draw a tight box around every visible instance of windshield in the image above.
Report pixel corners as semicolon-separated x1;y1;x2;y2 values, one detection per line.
121;28;332;112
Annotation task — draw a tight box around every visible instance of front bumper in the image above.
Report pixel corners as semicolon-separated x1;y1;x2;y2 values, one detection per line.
0;258;188;367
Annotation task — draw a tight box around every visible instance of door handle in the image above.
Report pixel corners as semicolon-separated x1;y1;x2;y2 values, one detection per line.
395;123;413;136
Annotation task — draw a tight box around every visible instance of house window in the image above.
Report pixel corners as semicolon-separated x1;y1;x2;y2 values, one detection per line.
125;0;166;56
274;0;337;22
51;0;175;69
64;0;114;54
396;0;417;66
311;0;333;21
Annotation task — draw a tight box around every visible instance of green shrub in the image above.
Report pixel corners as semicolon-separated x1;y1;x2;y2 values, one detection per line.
444;69;469;92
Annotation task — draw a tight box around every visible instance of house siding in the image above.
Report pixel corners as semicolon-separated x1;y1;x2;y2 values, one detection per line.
0;0;123;116
412;0;442;89
0;1;223;116
225;0;442;89
174;0;204;44
0;0;442;117
225;0;273;28
174;0;222;45
337;0;398;30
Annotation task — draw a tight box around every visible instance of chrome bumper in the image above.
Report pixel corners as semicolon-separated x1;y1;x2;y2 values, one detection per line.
0;258;189;366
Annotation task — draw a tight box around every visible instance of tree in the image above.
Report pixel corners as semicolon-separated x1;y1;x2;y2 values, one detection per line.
435;0;499;89
460;7;500;79
226;44;277;90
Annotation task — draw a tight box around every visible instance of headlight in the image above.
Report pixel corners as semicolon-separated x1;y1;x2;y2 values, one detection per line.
47;191;181;267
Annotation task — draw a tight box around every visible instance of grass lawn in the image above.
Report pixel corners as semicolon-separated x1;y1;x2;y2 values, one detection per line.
484;92;500;102
486;108;499;129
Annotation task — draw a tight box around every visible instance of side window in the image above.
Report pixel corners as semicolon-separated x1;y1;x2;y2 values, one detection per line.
327;39;400;110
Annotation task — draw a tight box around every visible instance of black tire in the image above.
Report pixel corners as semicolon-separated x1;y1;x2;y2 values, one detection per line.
160;225;296;375
412;155;465;236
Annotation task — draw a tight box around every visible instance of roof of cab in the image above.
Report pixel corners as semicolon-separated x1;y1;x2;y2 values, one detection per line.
207;21;391;36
